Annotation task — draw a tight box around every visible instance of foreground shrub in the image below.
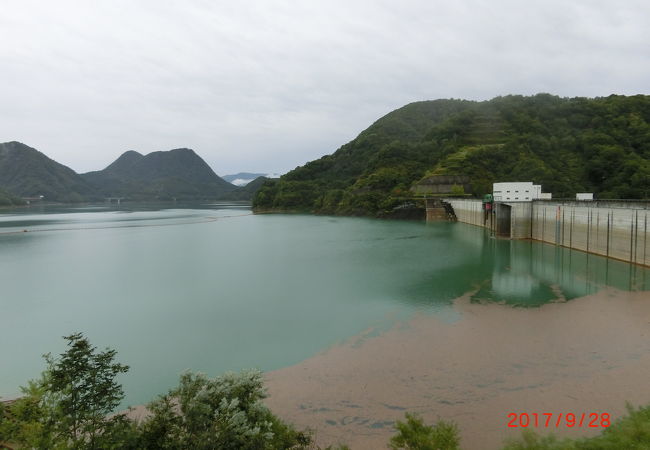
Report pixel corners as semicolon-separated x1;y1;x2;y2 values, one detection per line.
0;333;137;449
502;430;577;450
0;334;310;450
137;369;311;449
389;412;460;450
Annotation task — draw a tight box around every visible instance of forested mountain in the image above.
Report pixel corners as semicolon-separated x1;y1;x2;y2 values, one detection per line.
0;142;239;203
0;141;96;202
82;148;236;200
253;94;650;216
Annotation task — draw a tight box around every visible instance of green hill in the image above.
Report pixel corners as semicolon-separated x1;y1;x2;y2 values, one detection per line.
0;142;238;203
0;141;96;202
253;94;650;216
82;148;236;200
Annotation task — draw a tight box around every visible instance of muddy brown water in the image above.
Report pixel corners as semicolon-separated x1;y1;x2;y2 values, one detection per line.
266;288;650;450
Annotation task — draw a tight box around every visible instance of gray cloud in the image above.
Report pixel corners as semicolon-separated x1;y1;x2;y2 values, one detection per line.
1;0;648;174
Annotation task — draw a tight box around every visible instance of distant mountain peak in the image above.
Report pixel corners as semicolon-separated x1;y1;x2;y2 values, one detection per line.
0;142;239;203
222;172;281;186
82;147;235;200
168;147;195;153
102;150;144;175
0;141;36;155
0;141;95;202
121;150;143;157
113;149;143;161
4;140;29;147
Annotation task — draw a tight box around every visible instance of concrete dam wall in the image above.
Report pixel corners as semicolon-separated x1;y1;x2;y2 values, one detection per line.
444;199;650;267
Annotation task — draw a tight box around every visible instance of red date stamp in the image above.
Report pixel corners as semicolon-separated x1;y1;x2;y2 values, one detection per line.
507;412;610;428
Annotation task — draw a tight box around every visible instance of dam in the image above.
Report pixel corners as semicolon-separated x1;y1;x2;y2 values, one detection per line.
441;198;650;267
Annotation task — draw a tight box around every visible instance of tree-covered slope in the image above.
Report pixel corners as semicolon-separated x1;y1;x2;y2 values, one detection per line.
0;187;25;207
0;141;96;202
254;94;650;216
83;148;236;200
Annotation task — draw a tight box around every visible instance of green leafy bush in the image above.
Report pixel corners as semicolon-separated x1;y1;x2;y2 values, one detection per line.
0;333;137;449
138;370;311;450
389;413;460;450
0;334;311;450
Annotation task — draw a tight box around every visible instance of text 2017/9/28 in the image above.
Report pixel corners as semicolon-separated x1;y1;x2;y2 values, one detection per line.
507;413;610;428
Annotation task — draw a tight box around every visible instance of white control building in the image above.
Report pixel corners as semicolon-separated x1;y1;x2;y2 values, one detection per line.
493;182;551;202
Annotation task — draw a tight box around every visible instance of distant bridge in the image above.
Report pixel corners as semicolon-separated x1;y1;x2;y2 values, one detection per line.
105;197;124;205
22;195;44;204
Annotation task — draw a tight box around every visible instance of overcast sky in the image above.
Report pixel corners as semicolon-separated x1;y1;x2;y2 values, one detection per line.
1;0;648;175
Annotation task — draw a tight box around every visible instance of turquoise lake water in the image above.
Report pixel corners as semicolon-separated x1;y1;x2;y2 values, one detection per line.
1;203;648;407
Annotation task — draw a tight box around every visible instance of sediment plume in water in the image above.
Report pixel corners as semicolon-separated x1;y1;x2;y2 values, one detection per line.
265;288;650;450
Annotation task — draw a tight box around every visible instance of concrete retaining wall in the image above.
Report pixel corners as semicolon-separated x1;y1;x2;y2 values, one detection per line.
509;203;533;239
442;198;650;267
532;201;650;266
446;199;488;228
